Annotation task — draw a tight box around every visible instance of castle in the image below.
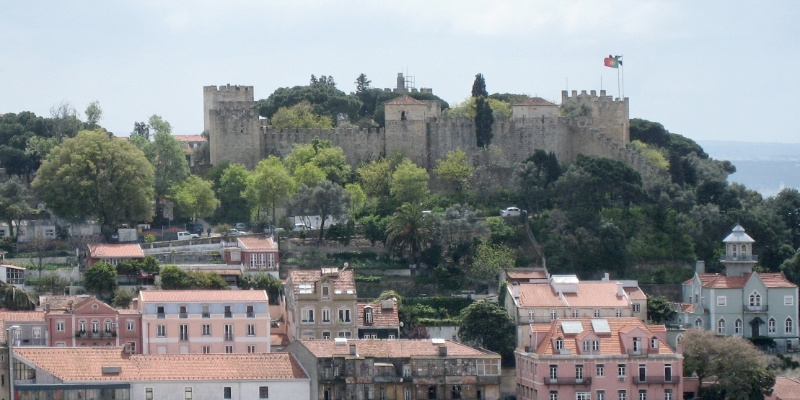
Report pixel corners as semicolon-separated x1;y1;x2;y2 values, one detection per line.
204;77;662;181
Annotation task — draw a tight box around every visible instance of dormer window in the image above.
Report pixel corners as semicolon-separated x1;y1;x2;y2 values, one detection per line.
322;286;330;300
365;307;373;324
555;337;563;350
650;337;658;349
633;337;641;353
749;291;762;307
592;340;600;351
582;341;590;351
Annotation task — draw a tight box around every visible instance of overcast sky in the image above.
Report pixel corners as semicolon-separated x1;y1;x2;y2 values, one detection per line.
1;1;798;143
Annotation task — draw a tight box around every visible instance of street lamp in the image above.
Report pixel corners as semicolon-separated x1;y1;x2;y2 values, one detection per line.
7;325;19;400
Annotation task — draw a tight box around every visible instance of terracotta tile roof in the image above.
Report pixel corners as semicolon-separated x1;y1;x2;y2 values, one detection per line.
173;135;205;143
506;270;548;281
139;290;267;303
758;272;797;288
0;312;46;341
358;300;400;328
13;348;308;381
385;95;425;105
518;282;630;308
289;268;355;294
533;318;673;356
516;97;557;106
773;377;800;400
299;339;497;358
690;272;796;289
39;295;94;311
88;244;144;259
238;236;278;251
0;264;24;270
623;286;647;300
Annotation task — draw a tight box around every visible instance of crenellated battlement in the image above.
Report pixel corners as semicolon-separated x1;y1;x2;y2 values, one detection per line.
203;84;253;93
561;89;626;104
263;127;385;136
210;101;257;111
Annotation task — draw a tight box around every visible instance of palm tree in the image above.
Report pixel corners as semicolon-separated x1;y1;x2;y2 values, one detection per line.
386;203;431;264
0;282;36;310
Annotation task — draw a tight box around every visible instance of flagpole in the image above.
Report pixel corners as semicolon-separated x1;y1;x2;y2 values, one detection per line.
621;54;625;99
617;64;621;100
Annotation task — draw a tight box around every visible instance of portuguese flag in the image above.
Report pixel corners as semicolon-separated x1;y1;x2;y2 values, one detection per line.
604;55;622;68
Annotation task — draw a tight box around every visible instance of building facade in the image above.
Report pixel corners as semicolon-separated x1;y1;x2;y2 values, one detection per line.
516;318;682;400
224;236;280;277
286;267;358;341
86;243;145;267
138;290;270;354
11;347;309;400
42;295;141;351
676;225;799;351
287;339;502;400
504;275;648;347
357;299;401;339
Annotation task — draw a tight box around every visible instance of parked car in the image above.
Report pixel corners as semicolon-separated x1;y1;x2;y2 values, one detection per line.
225;229;246;236
186;223;204;235
500;207;521;217
234;222;247;231
176;231;200;240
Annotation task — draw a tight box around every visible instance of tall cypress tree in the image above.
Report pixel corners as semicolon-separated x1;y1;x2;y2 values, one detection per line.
472;74;493;148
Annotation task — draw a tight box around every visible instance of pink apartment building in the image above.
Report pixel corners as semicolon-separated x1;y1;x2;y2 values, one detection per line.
43;295;142;352
138;290;270;354
517;318;683;400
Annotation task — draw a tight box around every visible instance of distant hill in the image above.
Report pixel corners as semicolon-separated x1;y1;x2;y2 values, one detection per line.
698;140;800;197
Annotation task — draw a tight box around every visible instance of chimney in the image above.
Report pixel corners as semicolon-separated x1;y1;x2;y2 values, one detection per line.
602;272;610;281
512;283;520;299
617;282;624;297
438;345;447;357
696;260;705;274
349;344;357;356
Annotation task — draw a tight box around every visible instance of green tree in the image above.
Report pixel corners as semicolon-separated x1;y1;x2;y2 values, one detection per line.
357;159;393;197
472;74;494;148
34;274;69;295
216;163;251;223
289;180;351;242
293;163;327;186
446;97;511;120
344;183;367;213
160;266;188;289
160;266;228;290
0;177;33;236
628;140;669;170
257;75;362;124
285;139;351;185
458;301;515;362
471;243;515;282
270;101;334;129
84;101;102;129
390;159;429;204
150;127;190;199
83;262;119;299
646;295;676;324
238;273;282;305
780;248;800;285
245;156;295;226
171;175;220;222
683;329;775;400
434;149;471;193
112;289;133;308
32;130;155;235
0;282;36;310
360;215;390;246
386;203;431;264
770;188;800;250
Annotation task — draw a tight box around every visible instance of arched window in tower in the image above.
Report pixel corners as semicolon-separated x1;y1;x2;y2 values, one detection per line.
741;245;747;257
749;291;762;307
732;244;738;258
694;318;702;328
401;111;407;121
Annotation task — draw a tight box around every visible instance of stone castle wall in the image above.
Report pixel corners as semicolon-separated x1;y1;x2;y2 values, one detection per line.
263;127;386;166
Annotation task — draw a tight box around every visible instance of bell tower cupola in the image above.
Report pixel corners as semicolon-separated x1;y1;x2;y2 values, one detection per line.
721;224;757;276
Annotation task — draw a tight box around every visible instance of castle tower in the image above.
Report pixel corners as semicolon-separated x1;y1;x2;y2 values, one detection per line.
721;224;757;276
203;85;262;168
384;95;440;168
203;84;254;133
561;89;629;147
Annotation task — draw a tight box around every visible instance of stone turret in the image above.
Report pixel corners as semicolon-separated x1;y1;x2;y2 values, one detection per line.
721;224;757;276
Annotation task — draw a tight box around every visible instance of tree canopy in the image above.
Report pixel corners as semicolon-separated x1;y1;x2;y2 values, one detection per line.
390;159;429;204
289;180;351;242
83;262;119;299
458;301;516;362
171;175;220;222
245;156;295;225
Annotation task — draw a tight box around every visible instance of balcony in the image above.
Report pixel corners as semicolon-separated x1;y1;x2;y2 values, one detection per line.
633;376;680;384
224;334;234;341
546;377;592;386
224;311;233;318
720;254;758;262
202;312;210;318
247;311;255;318
744;305;768;313
179;335;189;341
157;313;165;319
179;313;188;319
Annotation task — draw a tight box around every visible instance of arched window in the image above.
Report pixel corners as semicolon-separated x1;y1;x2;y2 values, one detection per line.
104;319;113;332
786;318;794;334
749;291;762;307
769;318;777;333
695;318;702;328
734;319;743;335
91;320;100;333
364;306;373;324
79;320;87;332
732;244;738;258
651;337;658;349
717;318;726;334
555;337;563;350
676;334;683;345
741;245;747;256
401;111;407;121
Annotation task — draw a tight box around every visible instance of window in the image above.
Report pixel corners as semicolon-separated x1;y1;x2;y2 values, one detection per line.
598;391;605;400
224;324;233;341
338;331;352;338
451;385;462;400
127;320;135;331
769;318;777;333
633;304;641;313
247;305;254;318
248;345;256;353
583;341;590;351
91;320;99;333
302;308;315;323
638;364;646;382
618;364;626;377
202;324;211;336
550;392;558;400
247;324;256;336
664;390;672;400
224;306;232;318
157;325;166;337
749;291;762;307
717;318;726;334
179;306;187;317
202;305;210;318
616;309;623;317
555;337;563;350
638;391;646;400
618;391;626;400
202;346;211;354
268;253;275;269
146;388;153;400
56;321;65;332
651;337;658;349
664;364;672;382
572;309;579;318
32;327;41;339
593;309;601;317
550;310;557;321
322;331;331;339
717;296;726;306
596;364;605;377
695;318;702;328
633;337;641;353
787;318;794;334
577;393;591;400
322;286;330;300
338;308;351;322
157;306;165;318
322;308;331;323
225;345;234;353
56;342;66;347
575;365;584;380
179;324;188;341
185;387;192;399
224;387;232;399
529;310;535;320
734;319;743;335
593;340;600;351
259;386;269;399
549;365;558;380
786;296;795;306
365;307;374;324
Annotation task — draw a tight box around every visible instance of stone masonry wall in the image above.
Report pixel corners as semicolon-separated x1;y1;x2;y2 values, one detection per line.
263;127;386;166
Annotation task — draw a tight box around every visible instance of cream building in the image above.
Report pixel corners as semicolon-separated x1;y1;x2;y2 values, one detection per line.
285;267;357;341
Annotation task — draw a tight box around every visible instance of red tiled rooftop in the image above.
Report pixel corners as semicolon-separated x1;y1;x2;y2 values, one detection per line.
299;339;497;358
623;286;647;300
139;290;267;303
385;95;425;105
518;281;630;308
13;348;307;381
688;272;796;289
358;300;400;328
289;269;355;294
173;135;205;142
533;318;673;356
238;236;278;251
506;270;548;280
772;377;800;400
516;97;557;106
88;244;144;259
